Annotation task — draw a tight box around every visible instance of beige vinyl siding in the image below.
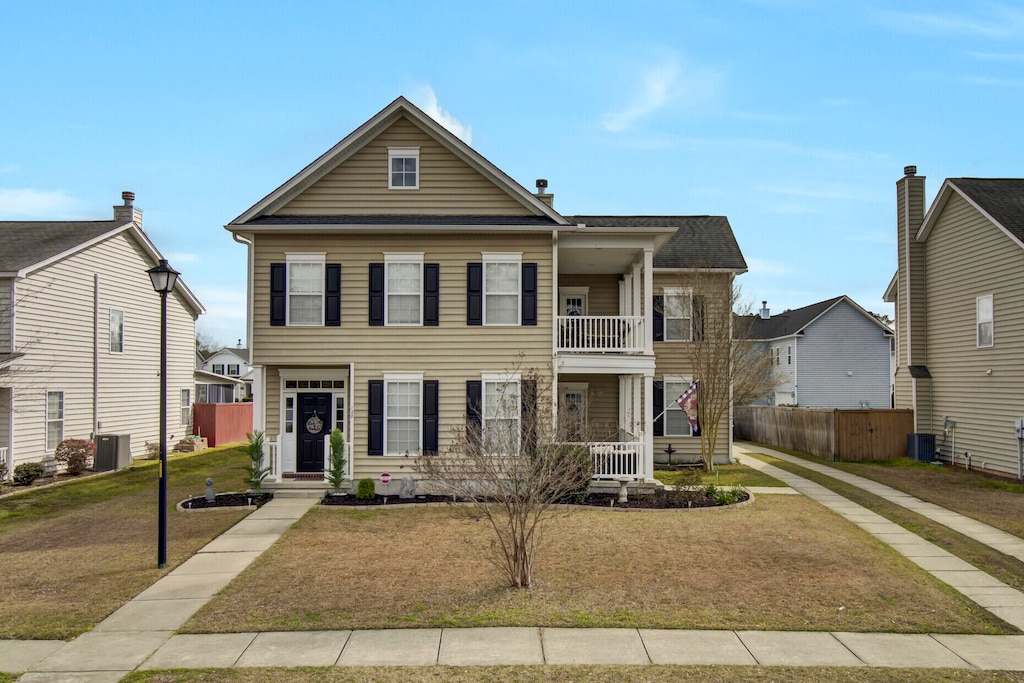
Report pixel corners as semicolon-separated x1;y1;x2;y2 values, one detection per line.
651;272;729;464
557;373;619;441
922;192;1024;476
254;231;553;479
0;278;11;354
557;274;620;315
277;116;533;216
9;232;197;469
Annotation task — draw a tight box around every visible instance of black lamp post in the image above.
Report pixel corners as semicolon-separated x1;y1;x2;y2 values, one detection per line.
148;259;179;568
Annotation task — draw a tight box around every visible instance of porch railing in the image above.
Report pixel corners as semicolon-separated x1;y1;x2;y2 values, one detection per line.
557;316;645;353
587;440;646;479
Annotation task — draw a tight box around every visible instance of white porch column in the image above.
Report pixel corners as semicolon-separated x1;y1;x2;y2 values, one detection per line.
251;365;266;432
643;249;653;353
631;262;641;319
643;371;654;480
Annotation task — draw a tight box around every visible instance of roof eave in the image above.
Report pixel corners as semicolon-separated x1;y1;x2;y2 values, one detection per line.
922;179;1024;250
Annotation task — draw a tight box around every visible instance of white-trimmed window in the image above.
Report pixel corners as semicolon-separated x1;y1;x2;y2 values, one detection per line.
388;147;420;189
212;364;225;375
664;378;694;437
483;253;521;326
286;253;325;326
385;374;421;455
109;309;124;353
977;294;994;348
483;373;522;454
227;364;240;377
787;345;792;365
45;390;64;451
180;389;191;427
772;348;781;366
385;253;423;326
663;288;693;341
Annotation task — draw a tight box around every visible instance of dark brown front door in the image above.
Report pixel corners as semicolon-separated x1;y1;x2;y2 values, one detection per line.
298;392;331;472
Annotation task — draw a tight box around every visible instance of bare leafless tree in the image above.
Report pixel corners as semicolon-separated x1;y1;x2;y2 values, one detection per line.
668;270;778;472
417;364;604;589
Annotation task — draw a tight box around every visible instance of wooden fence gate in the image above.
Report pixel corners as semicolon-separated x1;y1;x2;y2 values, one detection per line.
835;410;914;462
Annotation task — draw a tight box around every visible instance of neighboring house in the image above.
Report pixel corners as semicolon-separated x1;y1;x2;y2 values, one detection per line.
200;344;252;401
741;296;894;409
225;97;746;487
884;166;1024;477
0;193;205;476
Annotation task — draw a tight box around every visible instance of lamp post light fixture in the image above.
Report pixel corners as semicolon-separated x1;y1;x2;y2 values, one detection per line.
147;259;179;568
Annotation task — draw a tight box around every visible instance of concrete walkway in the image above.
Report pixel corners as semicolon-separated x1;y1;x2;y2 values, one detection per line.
6;457;1024;678
735;444;1024;632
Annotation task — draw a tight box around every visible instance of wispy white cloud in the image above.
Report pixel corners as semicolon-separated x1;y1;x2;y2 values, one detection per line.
745;257;792;277
758;183;879;202
164;252;199;264
0;188;79;218
0;164;19;175
412;85;472;144
601;57;723;133
963;75;1024;88
873;4;1024;39
966;51;1024;62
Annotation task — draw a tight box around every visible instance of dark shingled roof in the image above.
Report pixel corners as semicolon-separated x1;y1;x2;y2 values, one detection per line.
567;215;747;270
741;296;846;339
245;214;560;226
0;220;122;272
949;178;1024;244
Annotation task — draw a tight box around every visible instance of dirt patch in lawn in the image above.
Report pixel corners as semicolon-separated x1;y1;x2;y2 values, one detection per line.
183;496;1009;635
0;446;253;639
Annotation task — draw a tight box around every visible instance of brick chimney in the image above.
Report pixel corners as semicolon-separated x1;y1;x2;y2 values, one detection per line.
535;178;553;208
113;191;143;227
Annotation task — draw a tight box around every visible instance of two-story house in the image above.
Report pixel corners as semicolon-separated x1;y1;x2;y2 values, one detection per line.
885;166;1024;478
742;296;893;409
1;193;205;476
226;97;746;488
199;344;252;402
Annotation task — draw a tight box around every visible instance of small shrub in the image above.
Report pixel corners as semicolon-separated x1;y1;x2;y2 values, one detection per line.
356;477;376;500
54;438;96;475
326;429;348;493
713;486;745;505
240;430;270;492
14;462;46;486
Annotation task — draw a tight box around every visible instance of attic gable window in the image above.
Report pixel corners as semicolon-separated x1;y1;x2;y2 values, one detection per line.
388;147;419;190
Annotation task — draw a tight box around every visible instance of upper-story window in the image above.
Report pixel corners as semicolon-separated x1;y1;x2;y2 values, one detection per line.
388;147;419;190
227;364;240;376
386;254;423;326
212;364;225;374
663;288;693;341
287;254;325;326
109;309;124;353
977;294;994;348
787;345;792;365
484;253;522;326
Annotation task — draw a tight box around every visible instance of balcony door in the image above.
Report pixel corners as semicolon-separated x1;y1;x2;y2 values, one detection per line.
560;289;588;317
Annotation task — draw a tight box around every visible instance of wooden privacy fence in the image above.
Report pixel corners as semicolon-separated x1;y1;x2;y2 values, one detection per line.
734;406;915;461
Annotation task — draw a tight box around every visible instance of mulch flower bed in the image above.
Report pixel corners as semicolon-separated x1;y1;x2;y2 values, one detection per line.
180;492;274;509
320;489;748;509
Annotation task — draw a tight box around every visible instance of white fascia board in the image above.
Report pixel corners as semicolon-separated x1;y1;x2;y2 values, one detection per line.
225;224;559;234
883;271;898;303
653;267;749;275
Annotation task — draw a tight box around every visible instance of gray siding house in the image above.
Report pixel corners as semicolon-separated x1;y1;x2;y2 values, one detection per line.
743;296;893;409
885;167;1024;478
0;193;205;476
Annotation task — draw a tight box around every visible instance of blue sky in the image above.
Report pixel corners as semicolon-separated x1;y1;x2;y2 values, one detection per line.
3;1;1023;346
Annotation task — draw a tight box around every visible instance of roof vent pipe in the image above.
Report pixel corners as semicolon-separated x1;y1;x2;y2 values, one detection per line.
903;165;917;177
122;191;135;206
760;301;770;320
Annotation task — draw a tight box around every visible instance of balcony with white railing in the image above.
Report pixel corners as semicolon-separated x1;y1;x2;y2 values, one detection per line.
557;316;646;354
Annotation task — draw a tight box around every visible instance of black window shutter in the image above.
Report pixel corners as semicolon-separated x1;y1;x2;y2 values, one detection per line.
369;263;384;326
521;379;537;452
424;263;439;326
653;295;664;342
653;380;664;437
423;380;439;454
368;380;384;455
467;263;482;325
466;380;482;444
325;263;341;326
522;263;538;326
270;263;286;326
693;295;705;342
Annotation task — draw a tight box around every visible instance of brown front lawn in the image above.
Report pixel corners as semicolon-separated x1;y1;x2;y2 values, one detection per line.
183;496;1010;635
0;446;253;639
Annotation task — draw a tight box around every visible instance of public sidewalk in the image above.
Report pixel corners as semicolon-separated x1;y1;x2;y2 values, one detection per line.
6;454;1024;678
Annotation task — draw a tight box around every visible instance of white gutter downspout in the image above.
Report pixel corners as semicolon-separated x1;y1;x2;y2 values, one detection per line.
6;279;15;478
551;230;559;427
232;232;264;434
93;274;99;438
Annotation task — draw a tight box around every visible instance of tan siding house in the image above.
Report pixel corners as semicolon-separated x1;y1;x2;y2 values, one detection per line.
227;97;747;489
885;169;1024;478
0;195;205;476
